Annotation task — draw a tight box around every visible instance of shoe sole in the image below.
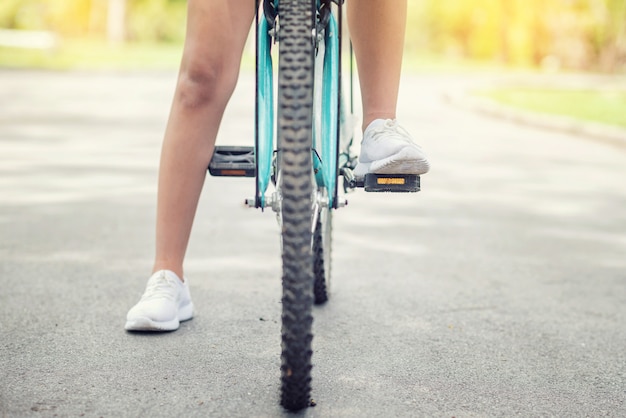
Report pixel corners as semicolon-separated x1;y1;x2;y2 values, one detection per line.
125;317;180;331
125;302;194;332
355;147;430;179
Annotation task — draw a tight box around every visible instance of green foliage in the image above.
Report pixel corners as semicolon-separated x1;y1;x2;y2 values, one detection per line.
406;0;626;71
0;0;624;71
0;0;45;30
0;0;188;41
127;0;186;42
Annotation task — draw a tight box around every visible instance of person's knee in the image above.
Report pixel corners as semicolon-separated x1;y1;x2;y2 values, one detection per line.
176;59;238;110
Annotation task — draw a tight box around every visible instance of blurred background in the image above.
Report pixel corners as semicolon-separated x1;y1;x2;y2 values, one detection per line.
1;0;625;71
0;0;625;126
408;0;626;72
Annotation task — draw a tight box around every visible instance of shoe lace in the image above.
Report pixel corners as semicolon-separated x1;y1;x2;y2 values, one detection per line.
370;119;414;144
141;274;177;301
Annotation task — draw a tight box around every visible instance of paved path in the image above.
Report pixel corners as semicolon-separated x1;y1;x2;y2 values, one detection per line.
1;70;625;417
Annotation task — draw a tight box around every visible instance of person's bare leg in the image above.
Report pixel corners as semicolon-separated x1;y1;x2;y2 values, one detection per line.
349;0;430;178
348;0;407;131
153;0;255;280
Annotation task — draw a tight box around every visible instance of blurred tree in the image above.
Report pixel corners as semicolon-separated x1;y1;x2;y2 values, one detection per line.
0;0;186;42
590;0;626;71
126;0;186;42
0;0;23;28
107;0;126;43
46;0;93;36
0;0;623;71
406;0;625;72
0;0;45;30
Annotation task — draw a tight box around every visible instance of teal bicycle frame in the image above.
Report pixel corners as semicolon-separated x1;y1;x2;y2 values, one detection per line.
205;1;419;409
255;0;343;210
208;1;420;409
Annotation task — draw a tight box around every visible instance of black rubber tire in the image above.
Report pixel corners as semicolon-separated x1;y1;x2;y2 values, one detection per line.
277;0;316;412
313;208;332;304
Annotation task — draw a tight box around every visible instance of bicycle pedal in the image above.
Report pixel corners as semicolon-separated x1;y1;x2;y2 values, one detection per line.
363;173;420;193
208;146;255;177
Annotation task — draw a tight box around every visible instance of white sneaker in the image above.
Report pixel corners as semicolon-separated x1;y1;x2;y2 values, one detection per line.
354;119;430;179
125;270;194;331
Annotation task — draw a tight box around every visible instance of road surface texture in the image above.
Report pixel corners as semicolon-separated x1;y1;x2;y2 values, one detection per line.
1;70;625;417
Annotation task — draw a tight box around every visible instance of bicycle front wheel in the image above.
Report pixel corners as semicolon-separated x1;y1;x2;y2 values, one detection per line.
276;0;316;411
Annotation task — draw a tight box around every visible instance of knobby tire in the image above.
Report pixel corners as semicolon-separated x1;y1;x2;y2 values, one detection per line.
313;209;332;304
277;0;316;411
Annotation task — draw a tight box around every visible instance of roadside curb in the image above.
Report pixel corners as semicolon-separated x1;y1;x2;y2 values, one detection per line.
444;91;626;149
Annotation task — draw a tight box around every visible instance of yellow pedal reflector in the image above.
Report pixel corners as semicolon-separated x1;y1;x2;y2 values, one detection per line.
363;173;420;193
377;177;406;185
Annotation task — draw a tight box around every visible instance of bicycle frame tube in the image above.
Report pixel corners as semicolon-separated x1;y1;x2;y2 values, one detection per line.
255;10;274;209
319;13;339;208
256;0;341;209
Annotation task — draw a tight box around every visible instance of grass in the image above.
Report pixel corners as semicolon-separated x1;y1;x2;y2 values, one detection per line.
0;37;514;73
476;88;626;128
0;38;185;70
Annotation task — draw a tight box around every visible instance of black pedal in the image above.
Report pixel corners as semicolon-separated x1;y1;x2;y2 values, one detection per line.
209;146;255;177
363;173;420;193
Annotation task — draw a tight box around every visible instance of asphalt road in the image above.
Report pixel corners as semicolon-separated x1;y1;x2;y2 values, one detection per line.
1;70;625;417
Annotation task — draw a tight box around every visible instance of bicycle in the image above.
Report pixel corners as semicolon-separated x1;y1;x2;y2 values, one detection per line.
208;0;420;411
